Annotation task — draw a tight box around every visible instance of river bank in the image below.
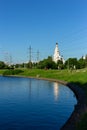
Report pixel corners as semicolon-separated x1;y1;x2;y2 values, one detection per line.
31;77;87;130
20;77;87;129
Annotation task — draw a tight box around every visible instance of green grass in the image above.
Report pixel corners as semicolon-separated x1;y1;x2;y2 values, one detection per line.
0;68;87;129
0;69;6;74
76;113;87;130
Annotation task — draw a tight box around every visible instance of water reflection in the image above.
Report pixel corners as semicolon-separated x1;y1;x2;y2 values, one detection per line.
28;78;40;99
53;82;59;101
28;79;59;101
0;76;77;130
28;78;32;98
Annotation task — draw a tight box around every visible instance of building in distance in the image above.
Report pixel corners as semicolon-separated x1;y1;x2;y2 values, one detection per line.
53;43;65;63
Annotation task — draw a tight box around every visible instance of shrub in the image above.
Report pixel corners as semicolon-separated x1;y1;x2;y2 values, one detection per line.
3;69;24;76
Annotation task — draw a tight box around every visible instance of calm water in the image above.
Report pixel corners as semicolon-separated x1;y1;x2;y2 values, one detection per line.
0;76;77;130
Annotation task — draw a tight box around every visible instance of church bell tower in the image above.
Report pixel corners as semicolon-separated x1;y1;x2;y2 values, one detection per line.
53;43;62;63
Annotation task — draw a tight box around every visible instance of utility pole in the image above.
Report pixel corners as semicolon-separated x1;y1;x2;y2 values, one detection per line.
9;55;12;66
37;50;39;63
29;46;31;62
68;58;69;71
29;46;32;68
4;52;9;65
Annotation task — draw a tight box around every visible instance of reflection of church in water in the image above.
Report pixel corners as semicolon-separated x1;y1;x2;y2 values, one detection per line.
53;82;59;101
53;43;65;63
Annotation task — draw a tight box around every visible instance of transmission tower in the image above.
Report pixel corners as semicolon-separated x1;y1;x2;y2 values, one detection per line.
29;46;32;62
28;46;32;68
37;50;39;63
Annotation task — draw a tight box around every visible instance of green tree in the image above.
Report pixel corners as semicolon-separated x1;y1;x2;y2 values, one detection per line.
37;56;57;69
78;58;86;69
0;61;5;69
65;58;78;69
57;60;64;69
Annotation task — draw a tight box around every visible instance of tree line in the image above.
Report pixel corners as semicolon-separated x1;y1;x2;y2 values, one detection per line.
36;56;87;70
0;55;87;70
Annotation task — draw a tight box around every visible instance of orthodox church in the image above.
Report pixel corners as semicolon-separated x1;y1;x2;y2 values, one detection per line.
53;43;64;63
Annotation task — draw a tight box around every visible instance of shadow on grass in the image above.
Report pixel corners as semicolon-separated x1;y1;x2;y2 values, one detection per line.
76;112;87;130
67;81;87;103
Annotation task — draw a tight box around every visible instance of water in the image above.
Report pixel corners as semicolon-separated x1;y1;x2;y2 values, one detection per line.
0;76;77;130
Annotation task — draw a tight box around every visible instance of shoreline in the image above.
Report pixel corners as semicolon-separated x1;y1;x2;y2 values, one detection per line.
35;77;87;129
30;77;87;129
1;75;87;129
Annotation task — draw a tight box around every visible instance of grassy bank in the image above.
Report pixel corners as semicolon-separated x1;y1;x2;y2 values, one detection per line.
0;68;87;129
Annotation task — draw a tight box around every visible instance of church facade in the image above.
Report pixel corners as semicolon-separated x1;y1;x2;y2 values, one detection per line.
53;43;64;63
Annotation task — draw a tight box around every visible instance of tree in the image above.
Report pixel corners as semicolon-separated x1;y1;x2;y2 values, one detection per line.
0;61;5;69
57;60;64;69
37;56;57;69
78;58;86;69
65;58;78;69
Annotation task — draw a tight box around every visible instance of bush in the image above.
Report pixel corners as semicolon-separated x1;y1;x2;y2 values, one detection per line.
3;69;24;76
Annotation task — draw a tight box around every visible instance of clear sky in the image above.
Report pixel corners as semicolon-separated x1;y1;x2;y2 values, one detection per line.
0;0;87;63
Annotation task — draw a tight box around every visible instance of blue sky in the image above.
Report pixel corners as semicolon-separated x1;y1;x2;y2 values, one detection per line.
0;0;87;63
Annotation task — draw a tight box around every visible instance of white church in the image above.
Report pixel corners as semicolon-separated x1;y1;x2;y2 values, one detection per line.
53;43;65;63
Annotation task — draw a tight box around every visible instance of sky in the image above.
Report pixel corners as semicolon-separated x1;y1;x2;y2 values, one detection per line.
0;0;87;64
